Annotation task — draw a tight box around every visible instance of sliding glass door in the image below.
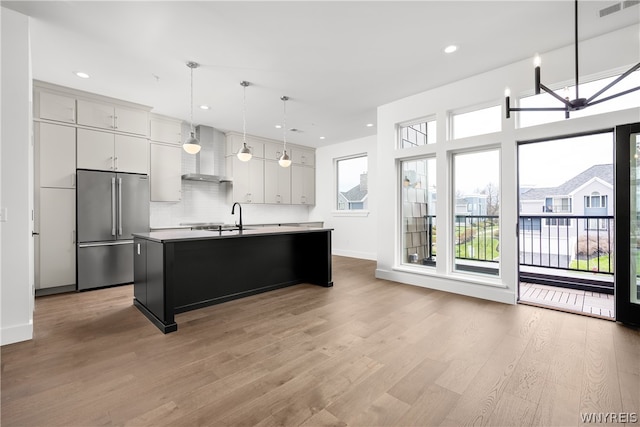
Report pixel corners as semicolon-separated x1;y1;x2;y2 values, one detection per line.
615;122;640;325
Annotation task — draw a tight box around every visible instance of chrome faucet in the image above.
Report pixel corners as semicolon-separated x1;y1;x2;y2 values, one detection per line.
231;202;243;231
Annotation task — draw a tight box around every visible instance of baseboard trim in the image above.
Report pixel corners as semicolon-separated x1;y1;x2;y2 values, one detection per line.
1;323;33;346
332;249;376;261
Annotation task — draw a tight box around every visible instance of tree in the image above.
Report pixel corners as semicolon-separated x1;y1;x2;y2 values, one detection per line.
483;182;500;216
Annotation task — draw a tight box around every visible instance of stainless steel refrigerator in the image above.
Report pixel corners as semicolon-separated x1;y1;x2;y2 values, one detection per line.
77;170;149;290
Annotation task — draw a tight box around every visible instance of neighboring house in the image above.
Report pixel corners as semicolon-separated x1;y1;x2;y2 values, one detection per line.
519;164;614;268
520;163;613;230
339;173;368;210
455;194;488;220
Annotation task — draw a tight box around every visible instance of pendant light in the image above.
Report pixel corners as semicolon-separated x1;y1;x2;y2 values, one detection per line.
278;96;292;168
183;61;201;154
237;81;252;162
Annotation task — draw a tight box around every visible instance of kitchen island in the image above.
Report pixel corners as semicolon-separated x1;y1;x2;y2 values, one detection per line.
132;227;332;333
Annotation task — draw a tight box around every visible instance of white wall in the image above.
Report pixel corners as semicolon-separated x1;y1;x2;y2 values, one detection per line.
376;24;640;305
311;135;377;260
1;7;34;345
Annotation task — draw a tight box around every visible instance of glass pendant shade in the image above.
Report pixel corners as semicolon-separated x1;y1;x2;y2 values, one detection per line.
278;150;291;168
183;131;201;154
237;142;252;161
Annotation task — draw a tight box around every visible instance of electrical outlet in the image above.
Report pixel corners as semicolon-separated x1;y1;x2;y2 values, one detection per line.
0;207;7;222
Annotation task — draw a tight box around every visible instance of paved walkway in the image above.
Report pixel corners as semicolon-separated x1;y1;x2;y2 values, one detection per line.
519;282;614;319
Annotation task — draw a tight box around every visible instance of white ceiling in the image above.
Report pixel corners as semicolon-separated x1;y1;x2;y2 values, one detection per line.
3;1;639;147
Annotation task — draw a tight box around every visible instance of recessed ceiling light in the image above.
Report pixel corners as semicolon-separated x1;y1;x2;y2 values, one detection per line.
275;124;282;129
199;105;210;110
366;123;374;127
319;136;325;140
444;45;458;54
75;71;90;79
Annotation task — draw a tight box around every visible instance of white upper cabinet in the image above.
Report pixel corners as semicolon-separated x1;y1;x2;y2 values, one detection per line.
77;99;148;136
292;147;315;166
227;155;264;204
77;128;148;174
36;122;76;188
264;160;291;204
292;164;315;205
150;115;183;145
264;142;285;162
227;133;264;159
150;143;182;202
38;91;76;124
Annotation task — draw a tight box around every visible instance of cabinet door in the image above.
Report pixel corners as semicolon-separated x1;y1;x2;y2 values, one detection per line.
264;142;284;161
227;134;264;158
264;160;291;204
115;135;148;174
39;92;76;123
150;143;182;201
77;99;114;130
150;117;183;145
292;148;315;166
77;128;115;171
115;107;148;136
37;123;76;188
38;188;75;289
292;165;315;205
230;156;263;203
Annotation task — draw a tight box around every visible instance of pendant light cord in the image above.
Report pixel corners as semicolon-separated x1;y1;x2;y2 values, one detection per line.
190;65;195;134
242;84;247;144
282;96;288;152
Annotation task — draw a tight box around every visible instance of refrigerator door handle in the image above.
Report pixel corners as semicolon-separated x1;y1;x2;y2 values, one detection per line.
118;177;123;236
111;177;116;236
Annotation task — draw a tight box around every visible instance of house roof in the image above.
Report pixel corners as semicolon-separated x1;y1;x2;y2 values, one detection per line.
341;185;368;203
520;164;613;201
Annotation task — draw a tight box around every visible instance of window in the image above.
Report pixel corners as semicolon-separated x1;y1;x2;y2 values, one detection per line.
545;218;571;226
451;105;501;140
336;155;368;211
400;119;437;148
544;197;572;213
585;192;608;208
453;149;500;276
518;70;640;128
401;157;436;266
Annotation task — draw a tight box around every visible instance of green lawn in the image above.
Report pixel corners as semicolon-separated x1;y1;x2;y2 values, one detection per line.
455;235;499;260
569;255;613;273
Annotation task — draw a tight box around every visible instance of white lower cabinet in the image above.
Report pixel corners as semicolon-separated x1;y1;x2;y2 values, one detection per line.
292;165;315;205
37;188;75;289
77;128;148;174
264;160;291;204
150;143;182;201
227;156;264;204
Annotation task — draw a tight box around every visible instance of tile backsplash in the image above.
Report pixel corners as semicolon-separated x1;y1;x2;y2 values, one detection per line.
150;125;311;227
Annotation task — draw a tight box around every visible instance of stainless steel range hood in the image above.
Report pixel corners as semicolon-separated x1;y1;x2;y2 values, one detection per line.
181;125;232;183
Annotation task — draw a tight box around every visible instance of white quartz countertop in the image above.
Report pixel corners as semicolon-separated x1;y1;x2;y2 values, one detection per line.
134;226;332;243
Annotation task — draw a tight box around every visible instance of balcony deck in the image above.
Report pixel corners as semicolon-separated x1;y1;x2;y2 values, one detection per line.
520;282;614;319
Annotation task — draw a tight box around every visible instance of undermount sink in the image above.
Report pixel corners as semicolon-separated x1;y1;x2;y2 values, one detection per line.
203;226;253;232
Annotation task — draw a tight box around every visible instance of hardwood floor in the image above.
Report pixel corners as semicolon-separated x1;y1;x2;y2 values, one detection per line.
2;256;639;426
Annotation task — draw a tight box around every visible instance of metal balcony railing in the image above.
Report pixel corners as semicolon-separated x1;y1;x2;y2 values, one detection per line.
420;214;614;275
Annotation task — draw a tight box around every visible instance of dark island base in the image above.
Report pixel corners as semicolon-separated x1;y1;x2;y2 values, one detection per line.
133;228;333;333
133;298;177;333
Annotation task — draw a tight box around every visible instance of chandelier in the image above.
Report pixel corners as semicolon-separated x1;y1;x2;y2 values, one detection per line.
505;0;640;119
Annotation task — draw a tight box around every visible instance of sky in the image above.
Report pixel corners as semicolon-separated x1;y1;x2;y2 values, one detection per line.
519;132;613;188
338;156;368;192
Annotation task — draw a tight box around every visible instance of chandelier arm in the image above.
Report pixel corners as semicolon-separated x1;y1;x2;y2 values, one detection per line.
539;83;574;108
574;0;579;100
586;62;640;104
509;107;569;112
588;86;640;107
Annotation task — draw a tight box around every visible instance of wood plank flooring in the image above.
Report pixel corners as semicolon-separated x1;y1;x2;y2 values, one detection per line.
2;256;639;426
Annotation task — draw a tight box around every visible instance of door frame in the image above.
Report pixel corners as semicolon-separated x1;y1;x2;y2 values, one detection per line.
614;122;640;326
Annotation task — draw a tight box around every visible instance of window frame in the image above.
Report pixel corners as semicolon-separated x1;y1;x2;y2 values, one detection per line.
333;153;369;216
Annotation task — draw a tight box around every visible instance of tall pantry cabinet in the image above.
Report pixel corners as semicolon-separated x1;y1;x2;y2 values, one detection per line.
33;81;151;293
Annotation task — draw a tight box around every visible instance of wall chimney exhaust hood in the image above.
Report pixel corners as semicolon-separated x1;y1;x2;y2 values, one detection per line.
181;125;232;183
